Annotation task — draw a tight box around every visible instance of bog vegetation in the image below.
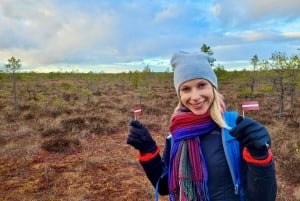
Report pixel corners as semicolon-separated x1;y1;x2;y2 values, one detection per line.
0;66;299;200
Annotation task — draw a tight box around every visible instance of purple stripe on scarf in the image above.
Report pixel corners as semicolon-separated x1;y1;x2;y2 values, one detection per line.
172;121;216;141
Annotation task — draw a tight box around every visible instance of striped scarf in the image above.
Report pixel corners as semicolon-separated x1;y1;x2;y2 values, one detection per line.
169;110;217;201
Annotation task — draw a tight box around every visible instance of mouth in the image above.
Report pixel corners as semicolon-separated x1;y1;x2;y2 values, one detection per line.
190;101;204;109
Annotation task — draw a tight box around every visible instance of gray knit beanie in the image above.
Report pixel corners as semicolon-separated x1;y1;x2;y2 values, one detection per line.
171;51;218;96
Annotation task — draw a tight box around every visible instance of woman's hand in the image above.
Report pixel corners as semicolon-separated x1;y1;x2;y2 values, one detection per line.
127;120;156;154
230;116;271;159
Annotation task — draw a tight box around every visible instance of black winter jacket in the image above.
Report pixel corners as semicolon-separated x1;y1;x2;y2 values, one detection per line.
139;128;277;201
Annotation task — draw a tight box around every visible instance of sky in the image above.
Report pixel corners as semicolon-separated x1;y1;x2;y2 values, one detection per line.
0;0;300;73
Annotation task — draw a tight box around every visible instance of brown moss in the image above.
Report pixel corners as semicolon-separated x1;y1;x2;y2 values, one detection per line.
41;137;80;153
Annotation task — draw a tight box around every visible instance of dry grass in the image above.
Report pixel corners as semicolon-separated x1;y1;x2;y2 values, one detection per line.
0;72;299;200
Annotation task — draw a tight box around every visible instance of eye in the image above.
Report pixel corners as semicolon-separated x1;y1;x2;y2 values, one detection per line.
197;82;207;89
180;86;190;93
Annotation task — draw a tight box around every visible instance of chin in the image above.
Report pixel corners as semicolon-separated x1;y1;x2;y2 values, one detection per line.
191;110;207;115
190;108;209;115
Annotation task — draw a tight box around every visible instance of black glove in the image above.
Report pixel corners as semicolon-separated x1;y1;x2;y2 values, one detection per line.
127;120;156;154
230;116;271;159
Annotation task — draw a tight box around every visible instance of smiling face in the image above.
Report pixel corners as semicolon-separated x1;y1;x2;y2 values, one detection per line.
179;78;215;115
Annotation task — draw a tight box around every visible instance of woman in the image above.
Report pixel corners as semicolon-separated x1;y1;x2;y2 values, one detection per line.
127;51;277;201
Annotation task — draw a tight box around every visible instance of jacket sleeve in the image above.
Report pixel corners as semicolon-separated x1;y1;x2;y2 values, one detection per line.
244;158;277;201
139;136;171;195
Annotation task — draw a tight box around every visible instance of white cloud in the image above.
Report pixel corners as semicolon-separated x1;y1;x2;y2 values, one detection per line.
282;32;300;39
213;0;300;28
0;0;299;72
153;4;182;22
210;3;221;16
244;0;300;19
0;1;120;65
223;30;279;41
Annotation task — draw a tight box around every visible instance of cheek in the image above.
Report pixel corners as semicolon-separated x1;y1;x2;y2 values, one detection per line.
205;88;214;99
179;93;188;103
208;94;215;106
179;95;188;108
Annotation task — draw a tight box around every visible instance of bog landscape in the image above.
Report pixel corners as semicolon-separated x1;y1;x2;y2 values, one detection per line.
0;69;299;200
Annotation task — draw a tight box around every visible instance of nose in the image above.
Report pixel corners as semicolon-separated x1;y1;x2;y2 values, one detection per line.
191;88;200;100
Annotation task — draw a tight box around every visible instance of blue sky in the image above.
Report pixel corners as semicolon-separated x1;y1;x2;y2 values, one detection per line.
0;0;299;73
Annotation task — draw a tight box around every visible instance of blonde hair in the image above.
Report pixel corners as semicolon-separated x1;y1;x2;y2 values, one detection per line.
174;87;227;128
210;88;227;128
